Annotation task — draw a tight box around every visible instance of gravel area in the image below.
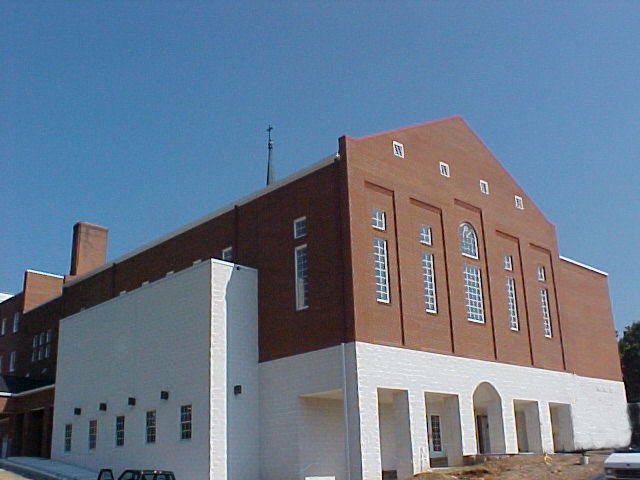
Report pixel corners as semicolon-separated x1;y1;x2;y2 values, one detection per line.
415;453;607;480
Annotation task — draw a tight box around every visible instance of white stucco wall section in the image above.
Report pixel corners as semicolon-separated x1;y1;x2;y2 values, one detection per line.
51;260;259;480
259;344;350;480
354;341;630;478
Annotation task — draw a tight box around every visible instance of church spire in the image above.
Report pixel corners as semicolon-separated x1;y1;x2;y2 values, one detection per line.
266;125;275;186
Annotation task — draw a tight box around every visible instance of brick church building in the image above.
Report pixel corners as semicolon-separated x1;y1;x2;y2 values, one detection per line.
0;116;629;479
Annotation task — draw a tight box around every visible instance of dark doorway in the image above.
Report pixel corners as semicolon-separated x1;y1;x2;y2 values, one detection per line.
26;410;44;457
476;415;490;454
12;414;24;456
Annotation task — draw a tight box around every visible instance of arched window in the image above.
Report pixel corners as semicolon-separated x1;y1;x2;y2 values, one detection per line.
459;223;479;259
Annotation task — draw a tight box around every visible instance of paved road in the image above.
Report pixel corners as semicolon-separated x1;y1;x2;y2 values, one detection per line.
586;474;604;480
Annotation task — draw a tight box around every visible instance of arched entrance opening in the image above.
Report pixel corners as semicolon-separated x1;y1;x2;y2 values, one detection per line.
472;382;506;454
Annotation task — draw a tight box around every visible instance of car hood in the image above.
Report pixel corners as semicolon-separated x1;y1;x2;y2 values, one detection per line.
605;452;640;468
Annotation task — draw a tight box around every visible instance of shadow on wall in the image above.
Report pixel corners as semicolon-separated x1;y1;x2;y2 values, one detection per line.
629;403;640;446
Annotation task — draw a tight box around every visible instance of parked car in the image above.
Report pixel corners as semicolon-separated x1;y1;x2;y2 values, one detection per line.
604;445;640;480
97;469;176;480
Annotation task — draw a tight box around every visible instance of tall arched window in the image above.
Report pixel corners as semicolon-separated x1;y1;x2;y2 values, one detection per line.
459;223;479;259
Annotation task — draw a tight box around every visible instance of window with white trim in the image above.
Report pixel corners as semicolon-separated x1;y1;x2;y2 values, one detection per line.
371;208;386;231
419;224;432;245
115;416;125;446
293;216;307;239
463;264;484;323
146;410;156;444
506;277;519;331
180;404;192;440
480;180;490;195
31;335;38;362
221;246;233;262
392;141;405;158
294;244;309;310
459;223;479;259
422;252;437;313
9;351;16;373
514;195;524;210
45;329;53;358
373;237;390;303
540;288;552;338
503;255;513;271
64;424;72;452
430;415;442;452
439;161;450;177
537;265;546;282
88;419;97;450
12;312;19;333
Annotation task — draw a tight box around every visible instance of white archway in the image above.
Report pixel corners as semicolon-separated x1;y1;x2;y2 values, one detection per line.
472;382;506;454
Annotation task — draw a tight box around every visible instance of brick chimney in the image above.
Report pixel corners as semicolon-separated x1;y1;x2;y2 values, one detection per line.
69;222;108;277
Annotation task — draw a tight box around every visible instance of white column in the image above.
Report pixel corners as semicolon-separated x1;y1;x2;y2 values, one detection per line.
538;401;555;453
356;386;383;480
502;398;518;454
407;389;430;474
459;393;477;455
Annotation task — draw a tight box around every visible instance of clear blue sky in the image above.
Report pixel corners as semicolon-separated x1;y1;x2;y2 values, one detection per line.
2;1;638;333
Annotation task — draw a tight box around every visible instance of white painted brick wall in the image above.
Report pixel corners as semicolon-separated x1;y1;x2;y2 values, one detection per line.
259;345;346;480
52;260;259;480
354;341;630;479
223;264;260;480
52;262;213;479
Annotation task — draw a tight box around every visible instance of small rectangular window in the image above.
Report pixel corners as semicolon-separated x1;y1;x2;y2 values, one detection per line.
12;313;19;333
293;216;307;239
514;195;524;210
422;252;437;313
537;265;546;282
88;419;97;450
371;208;386;231
146;410;156;444
373;237;390;303
439;162;450;178
392;141;404;158
294;245;309;310
419;225;432;245
180;405;192;440
64;424;72;452
480;180;490;195
506;277;519;331
430;415;442;452
0;356;3;373
463;264;484;323
541;288;552;338
221;246;233;262
1;318;5;335
9;351;16;373
115;416;125;447
31;349;37;363
504;255;513;271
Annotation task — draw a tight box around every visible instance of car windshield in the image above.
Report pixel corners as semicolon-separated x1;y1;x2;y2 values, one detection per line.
615;445;640;453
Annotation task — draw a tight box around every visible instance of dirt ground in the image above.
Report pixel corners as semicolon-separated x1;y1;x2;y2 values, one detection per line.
0;469;28;480
414;453;606;480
